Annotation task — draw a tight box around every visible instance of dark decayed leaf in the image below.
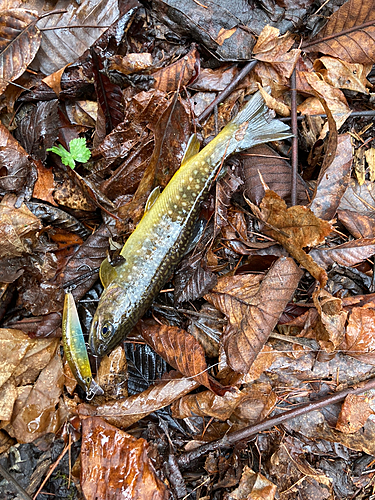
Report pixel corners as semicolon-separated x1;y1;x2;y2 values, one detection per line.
91;48;125;136
313;289;348;353
14;100;59;161
32;0;127;74
251;190;332;286
79;375;199;428
304;0;375;64
205;257;303;373
126;342;168;395
0;9;41;96
0;122;37;198
310;239;375;269
81;417;169;500
215;168;243;236
141;324;222;393
242;144;309;205
310;134;352;220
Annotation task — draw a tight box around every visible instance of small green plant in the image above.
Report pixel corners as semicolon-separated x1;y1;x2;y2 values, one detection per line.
47;137;91;169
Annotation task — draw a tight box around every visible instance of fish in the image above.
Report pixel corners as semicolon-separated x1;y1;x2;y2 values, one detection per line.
89;90;292;356
62;291;94;396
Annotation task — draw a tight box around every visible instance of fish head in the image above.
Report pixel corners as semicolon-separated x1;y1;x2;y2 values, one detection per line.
89;282;132;356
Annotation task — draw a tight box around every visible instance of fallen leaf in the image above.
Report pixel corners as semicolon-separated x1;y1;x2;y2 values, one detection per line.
314;56;370;94
141;324;223;393
153;45;199;92
189;65;237;92
336;393;374;433
256;83;290;116
0;194;42;259
81;417;169;500
79;375;199;428
253;190;332;285
0;9;41;96
309;134;353;220
253;25;301;80
108;52;153;75
304;0;375;64
313;290;347;353
337;209;375;238
365;148;375;182
32;162;58;206
205;257;302;373
228;466;277;500
339;179;375;215
341;305;375;364
96;346;128;400
310;238;375;269
242;143;309;205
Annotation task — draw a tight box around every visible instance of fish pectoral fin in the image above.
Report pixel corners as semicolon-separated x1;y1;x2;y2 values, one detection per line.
100;257;120;288
144;186;161;214
181;134;200;165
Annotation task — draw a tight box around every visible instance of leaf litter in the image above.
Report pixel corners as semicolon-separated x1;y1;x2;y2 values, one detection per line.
2;0;375;498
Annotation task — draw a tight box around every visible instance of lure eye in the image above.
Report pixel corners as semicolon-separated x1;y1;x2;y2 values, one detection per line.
101;322;113;339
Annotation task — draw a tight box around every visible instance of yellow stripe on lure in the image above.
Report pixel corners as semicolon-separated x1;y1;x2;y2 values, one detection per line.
89;90;292;356
62;292;93;395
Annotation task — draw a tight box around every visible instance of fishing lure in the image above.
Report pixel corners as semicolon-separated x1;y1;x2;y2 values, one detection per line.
62;291;94;396
90;90;292;356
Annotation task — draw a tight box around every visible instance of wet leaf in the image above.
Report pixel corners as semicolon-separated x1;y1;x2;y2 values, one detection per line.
0;194;42;259
253;190;332;285
81;417;169;500
309;134;352;220
189;65;237;92
141;324;221;393
9;349;65;444
0;121;37;197
14;100;59;161
33;0;123;74
242;144;309;205
91;48;124;135
304;0;375;64
0;9;41;96
336;393;374;433
205;257;302;373
313;290;347;353
310;238;375;269
215;169;243;237
342;305;375;364
79;375;199;428
153;45;200;92
32;162;58;206
96;345;128;400
108;52;153;75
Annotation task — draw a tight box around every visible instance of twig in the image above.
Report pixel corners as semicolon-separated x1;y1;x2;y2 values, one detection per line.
177;376;375;469
0;463;33;500
198;60;258;122
280;110;375;122
33;441;71;500
290;68;298;206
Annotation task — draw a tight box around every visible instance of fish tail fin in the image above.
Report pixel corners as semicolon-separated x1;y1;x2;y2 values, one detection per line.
229;89;292;151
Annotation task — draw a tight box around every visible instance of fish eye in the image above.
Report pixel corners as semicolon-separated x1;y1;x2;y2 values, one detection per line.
101;322;113;339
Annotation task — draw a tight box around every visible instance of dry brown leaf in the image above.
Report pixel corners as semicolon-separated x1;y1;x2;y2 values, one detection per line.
0;194;42;259
339;179;375;215
365;148;375;182
253;25;301;80
314;56;371;94
32;161;57;206
254;190;332;285
313;290;347;353
141;324;220;393
256;83;290;116
304;0;375;64
0;9;41;96
228;466;277;500
81;417;169;500
298;72;351;135
42;64;70;96
309;134;352;220
79;376;199;429
205;257;302;373
310;238;375;269
336;393;374;433
108;53;153;75
341;305;375;364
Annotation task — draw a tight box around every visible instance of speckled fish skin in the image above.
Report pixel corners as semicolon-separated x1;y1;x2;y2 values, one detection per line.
89;90;292;356
62;292;92;392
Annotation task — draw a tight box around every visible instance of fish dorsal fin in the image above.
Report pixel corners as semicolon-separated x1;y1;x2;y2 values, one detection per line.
99;257;119;288
145;186;161;214
181;134;200;165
